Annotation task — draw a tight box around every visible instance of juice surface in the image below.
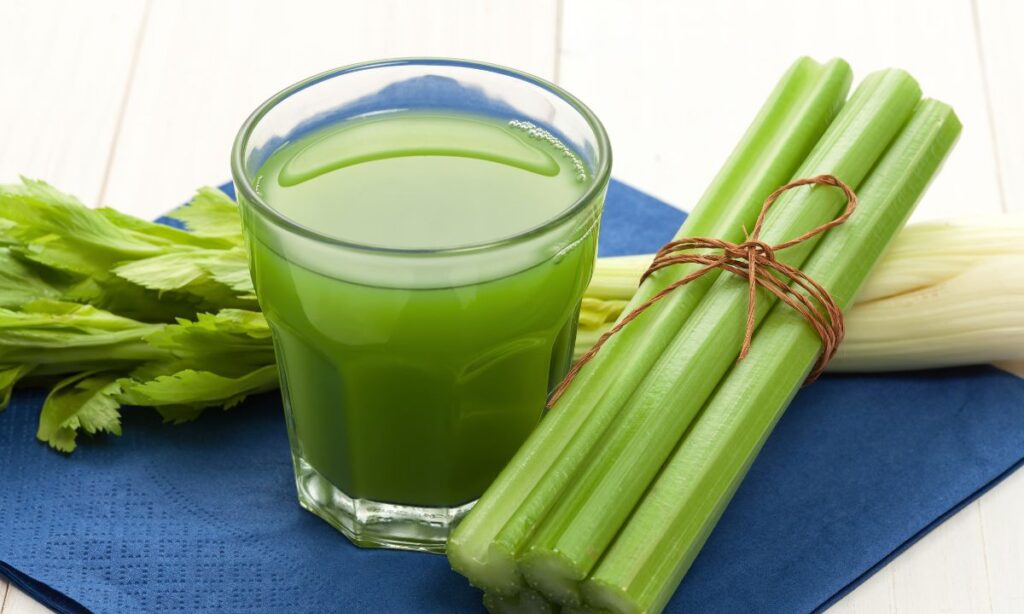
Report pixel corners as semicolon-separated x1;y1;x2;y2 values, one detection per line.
258;112;588;249
248;111;599;507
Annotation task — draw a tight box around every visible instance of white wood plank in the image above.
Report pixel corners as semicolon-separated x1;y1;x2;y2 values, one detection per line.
1;585;54;614
0;0;148;204
888;501;994;613
974;0;1024;213
978;467;1024;614
824;567;896;614
559;0;1003;223
101;0;558;220
0;580;8;612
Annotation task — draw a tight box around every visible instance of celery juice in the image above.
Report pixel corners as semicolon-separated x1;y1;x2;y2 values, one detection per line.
246;112;600;511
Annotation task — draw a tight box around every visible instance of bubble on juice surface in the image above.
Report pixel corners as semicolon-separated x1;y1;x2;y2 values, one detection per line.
508;120;588;182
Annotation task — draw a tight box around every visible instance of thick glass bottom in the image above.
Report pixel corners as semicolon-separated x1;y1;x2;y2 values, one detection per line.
292;455;475;553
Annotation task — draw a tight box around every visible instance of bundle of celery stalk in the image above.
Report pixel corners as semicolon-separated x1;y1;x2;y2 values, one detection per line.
447;57;966;613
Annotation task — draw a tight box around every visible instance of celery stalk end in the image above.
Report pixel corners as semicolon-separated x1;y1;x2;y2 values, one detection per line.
582;578;641;614
447;540;523;595
520;549;585;606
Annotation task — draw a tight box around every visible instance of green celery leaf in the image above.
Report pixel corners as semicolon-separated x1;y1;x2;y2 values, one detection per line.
202;248;255;297
155;405;207;425
62;277;206;323
136;309;274;378
0;300;167;367
118;365;279;409
111;247;255;306
98;207;235;249
165;187;243;243
0;364;33;410
0;179;162;271
37;371;124;453
0;180;249;320
0;248;63;308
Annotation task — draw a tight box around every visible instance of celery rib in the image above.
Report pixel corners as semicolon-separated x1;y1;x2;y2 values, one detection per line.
519;70;923;600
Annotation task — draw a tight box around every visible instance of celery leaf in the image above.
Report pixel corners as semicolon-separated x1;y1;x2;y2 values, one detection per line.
37;371;124;453
119;365;279;410
166;187;243;243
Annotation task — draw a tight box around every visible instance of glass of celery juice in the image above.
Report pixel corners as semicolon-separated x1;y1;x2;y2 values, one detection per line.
231;59;610;551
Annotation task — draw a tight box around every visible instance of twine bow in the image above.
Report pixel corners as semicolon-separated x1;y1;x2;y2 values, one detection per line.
548;175;857;408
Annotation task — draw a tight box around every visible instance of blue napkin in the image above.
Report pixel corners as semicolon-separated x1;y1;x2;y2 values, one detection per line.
1;180;1023;614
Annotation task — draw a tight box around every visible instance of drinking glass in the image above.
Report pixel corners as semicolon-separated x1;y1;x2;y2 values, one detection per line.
231;59;611;552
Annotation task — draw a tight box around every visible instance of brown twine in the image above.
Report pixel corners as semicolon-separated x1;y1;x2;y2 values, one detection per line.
548;175;857;408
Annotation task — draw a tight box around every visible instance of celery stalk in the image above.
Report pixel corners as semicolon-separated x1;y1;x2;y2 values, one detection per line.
447;57;852;594
519;70;922;603
583;100;961;614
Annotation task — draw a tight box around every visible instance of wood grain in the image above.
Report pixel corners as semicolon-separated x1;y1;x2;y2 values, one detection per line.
978;468;1024;613
974;0;1024;212
558;0;1003;222
1;585;53;614
0;0;149;204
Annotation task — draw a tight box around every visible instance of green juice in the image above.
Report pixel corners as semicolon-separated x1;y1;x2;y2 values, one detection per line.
245;112;600;508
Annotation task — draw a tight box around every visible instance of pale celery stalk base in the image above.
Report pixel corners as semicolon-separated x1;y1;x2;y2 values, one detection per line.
585;217;1024;309
577;229;1024;370
833;255;1024;371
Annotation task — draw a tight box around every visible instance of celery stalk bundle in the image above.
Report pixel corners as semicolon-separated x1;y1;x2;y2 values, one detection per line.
448;56;854;595
520;69;922;603
578;218;1024;370
449;62;961;613
585;100;961;614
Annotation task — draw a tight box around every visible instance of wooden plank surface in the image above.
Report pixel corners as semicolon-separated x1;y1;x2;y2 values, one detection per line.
974;0;1024;212
558;0;1004;222
1;587;51;614
1;0;1022;612
0;0;149;204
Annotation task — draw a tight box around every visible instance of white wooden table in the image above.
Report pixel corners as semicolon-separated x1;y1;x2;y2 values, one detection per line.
1;1;1021;612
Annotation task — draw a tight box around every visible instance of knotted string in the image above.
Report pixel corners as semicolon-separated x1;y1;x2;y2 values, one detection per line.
548;175;857;408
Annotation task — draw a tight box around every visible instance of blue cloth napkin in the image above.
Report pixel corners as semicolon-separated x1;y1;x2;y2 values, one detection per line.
1;179;1023;614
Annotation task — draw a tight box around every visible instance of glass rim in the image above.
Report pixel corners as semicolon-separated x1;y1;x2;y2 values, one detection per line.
230;57;612;256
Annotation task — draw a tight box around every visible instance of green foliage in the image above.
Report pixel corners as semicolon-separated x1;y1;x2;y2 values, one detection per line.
0;179;278;452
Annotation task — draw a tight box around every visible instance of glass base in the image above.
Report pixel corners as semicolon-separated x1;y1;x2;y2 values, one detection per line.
292;456;475;553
